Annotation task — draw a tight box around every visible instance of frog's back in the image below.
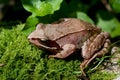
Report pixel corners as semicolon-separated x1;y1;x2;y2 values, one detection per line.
56;28;100;49
44;18;101;40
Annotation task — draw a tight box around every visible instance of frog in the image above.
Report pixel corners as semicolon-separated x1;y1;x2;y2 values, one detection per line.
28;18;111;80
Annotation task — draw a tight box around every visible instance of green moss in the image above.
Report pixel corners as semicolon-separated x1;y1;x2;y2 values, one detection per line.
89;71;116;80
0;24;116;80
0;25;80;80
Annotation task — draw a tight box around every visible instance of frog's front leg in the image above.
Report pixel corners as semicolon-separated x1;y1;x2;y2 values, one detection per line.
49;44;76;58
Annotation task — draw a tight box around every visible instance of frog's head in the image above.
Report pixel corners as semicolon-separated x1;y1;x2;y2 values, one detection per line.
28;23;48;41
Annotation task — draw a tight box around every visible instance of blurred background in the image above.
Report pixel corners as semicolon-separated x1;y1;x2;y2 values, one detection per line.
0;0;120;41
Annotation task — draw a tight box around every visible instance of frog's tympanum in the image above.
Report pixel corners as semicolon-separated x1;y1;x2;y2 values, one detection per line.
28;18;110;80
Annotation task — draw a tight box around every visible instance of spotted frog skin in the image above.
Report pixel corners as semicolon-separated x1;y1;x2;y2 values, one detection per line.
28;18;110;80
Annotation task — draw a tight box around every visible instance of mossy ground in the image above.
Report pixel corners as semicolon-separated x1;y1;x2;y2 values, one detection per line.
0;24;116;80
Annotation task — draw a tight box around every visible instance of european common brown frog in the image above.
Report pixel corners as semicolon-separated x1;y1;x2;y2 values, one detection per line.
28;18;110;80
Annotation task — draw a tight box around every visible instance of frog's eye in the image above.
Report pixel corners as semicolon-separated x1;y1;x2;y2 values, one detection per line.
41;38;47;41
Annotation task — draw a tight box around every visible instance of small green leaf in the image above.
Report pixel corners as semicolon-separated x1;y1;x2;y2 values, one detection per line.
96;10;120;37
25;15;39;28
111;25;120;37
21;0;63;16
109;0;120;13
76;12;94;24
22;15;39;35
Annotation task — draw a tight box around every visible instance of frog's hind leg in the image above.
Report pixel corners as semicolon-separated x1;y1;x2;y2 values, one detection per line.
79;39;110;80
49;44;76;58
79;32;110;79
84;39;110;68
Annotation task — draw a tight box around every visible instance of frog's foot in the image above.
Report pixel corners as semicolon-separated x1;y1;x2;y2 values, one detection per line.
49;44;76;58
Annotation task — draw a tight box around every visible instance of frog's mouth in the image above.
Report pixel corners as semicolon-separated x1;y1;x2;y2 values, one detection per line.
28;38;57;50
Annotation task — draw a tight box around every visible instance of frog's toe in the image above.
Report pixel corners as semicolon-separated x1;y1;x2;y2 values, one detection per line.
48;55;56;58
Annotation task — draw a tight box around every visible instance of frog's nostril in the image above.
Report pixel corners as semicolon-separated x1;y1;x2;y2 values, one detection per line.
28;38;34;41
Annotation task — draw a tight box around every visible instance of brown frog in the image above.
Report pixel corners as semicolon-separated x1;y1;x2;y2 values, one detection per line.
28;18;110;80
